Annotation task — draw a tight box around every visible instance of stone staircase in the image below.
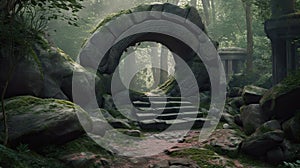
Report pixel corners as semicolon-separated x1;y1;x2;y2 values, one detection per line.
133;96;208;131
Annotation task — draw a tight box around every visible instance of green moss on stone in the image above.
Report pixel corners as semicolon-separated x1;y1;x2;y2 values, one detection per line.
0;96;79;116
91;9;133;34
170;148;225;168
261;69;300;105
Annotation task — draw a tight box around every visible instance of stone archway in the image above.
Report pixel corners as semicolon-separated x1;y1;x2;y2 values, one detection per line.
79;3;215;98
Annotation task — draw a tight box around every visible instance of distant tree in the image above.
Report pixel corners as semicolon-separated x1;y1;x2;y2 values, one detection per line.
201;0;211;25
243;0;254;72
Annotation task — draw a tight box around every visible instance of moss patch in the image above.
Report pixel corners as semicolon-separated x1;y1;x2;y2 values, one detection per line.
1;96;78;116
39;135;111;159
260;69;300;109
91;9;132;34
204;144;275;168
170;148;225;168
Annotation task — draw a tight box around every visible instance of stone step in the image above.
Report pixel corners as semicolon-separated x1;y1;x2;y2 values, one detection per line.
138;118;209;131
135;111;204;120
136;106;198;114
140;96;183;102
133;100;193;108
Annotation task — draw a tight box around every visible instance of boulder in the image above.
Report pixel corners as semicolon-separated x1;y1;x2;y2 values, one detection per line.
253;120;281;136
0;42;105;109
280;139;300;162
240;104;267;135
240;130;285;158
282;112;300;143
260;71;300;120
0;96;91;148
242;85;267;105
266;147;285;164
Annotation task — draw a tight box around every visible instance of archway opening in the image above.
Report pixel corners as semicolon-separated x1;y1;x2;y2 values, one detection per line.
118;42;176;94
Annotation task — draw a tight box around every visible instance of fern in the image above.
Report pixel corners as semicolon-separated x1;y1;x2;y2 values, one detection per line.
282;160;300;168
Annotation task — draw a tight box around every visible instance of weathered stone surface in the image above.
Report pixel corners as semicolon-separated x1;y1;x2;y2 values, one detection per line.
81;3;211;99
60;152;110;168
0;96;91;148
0;44;105;108
253;120;281;136
204;129;244;153
240;130;284;158
169;159;191;166
242;85;267;105
282;112;300;143
281;139;300;162
122;130;141;137
260;71;300;120
266;147;285;164
240;104;267;135
108;119;131;129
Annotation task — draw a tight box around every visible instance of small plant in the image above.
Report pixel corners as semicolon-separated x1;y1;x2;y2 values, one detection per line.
282;160;300;168
16;144;30;153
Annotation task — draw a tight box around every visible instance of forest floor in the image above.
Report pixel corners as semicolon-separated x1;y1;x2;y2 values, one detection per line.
107;128;275;168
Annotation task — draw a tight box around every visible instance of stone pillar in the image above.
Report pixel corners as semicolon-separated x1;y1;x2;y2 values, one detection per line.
271;0;296;18
265;0;297;85
271;39;288;84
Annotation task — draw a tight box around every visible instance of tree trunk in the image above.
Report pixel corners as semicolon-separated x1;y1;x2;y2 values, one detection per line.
211;0;216;24
160;44;169;84
190;0;197;7
150;43;161;88
1;80;9;146
201;0;210;26
244;0;254;72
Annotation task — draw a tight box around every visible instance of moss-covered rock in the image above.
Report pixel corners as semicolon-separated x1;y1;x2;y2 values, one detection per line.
240;104;268;135
169;147;226;168
242;85;267;105
260;70;300;120
282;111;300;143
0;96;91;148
0;40;105;109
240;130;284;159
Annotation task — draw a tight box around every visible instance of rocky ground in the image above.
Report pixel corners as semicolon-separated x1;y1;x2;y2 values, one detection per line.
0;95;277;168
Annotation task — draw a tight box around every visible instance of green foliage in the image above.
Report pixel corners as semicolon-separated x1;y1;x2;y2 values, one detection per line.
229;70;272;88
282;160;300;168
0;96;77;116
277;69;300;93
16;144;30;154
170;148;225;168
0;144;66;168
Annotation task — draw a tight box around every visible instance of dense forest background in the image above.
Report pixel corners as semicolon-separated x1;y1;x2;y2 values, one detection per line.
46;0;300;89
